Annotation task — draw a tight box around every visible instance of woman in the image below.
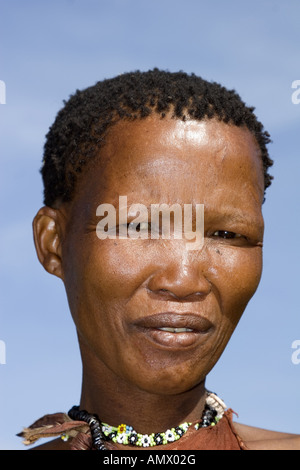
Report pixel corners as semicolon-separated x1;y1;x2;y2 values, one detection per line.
20;69;300;450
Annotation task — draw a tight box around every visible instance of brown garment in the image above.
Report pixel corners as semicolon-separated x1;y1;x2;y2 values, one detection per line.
19;409;247;450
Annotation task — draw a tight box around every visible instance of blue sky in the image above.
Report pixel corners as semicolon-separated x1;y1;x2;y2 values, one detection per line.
0;0;299;449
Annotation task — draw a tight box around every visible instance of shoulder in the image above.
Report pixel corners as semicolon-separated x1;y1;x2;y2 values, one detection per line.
233;422;300;450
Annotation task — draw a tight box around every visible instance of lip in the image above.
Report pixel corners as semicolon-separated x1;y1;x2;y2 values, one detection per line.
132;312;214;349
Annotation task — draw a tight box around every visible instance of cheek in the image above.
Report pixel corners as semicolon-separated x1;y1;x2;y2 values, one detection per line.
201;245;263;367
92;240;153;296
63;236;141;295
208;245;263;322
62;238;151;338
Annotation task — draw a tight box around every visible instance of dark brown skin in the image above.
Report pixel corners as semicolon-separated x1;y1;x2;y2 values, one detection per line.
33;115;300;450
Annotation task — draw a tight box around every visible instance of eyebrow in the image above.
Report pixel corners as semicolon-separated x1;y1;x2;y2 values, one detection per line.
205;208;263;229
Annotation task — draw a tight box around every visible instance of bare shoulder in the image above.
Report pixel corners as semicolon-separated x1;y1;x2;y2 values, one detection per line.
233;422;300;450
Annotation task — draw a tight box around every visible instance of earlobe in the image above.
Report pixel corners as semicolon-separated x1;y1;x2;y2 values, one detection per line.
32;207;65;280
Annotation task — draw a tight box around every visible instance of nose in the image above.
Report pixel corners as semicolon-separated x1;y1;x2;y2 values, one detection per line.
147;246;211;301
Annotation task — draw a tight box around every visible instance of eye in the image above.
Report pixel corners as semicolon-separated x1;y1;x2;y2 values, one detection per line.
212;230;243;239
128;222;151;232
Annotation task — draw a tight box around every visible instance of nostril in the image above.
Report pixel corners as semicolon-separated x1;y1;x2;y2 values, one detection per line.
147;287;210;302
146;260;212;300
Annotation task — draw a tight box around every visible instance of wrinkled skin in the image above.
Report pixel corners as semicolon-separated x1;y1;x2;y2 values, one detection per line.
33;115;300;449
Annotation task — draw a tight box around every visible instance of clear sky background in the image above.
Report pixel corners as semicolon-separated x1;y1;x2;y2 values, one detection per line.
0;0;299;450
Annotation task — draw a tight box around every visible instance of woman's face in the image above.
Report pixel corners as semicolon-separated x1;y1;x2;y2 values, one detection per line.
60;115;265;395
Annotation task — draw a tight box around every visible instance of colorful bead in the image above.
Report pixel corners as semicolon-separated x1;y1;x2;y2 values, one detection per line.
68;391;226;450
117;424;127;433
100;409;219;447
154;433;164;445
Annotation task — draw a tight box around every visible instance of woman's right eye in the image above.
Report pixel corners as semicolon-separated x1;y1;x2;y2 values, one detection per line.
128;222;151;232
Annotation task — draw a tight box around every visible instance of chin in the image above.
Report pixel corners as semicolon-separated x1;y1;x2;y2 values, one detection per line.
127;362;209;396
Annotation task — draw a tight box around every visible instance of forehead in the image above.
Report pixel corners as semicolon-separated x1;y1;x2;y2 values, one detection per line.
85;115;264;207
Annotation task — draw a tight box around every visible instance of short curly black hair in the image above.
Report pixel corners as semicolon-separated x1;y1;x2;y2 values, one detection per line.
41;68;273;207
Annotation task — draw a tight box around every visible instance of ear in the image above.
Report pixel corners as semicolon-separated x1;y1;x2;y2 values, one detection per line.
32;206;65;280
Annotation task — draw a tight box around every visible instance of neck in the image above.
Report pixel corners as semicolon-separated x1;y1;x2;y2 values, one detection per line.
78;341;207;434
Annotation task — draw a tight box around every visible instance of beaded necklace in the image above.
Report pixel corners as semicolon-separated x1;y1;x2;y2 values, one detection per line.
67;392;226;450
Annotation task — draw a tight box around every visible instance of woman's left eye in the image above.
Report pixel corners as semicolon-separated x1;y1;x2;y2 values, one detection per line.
212;230;243;239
